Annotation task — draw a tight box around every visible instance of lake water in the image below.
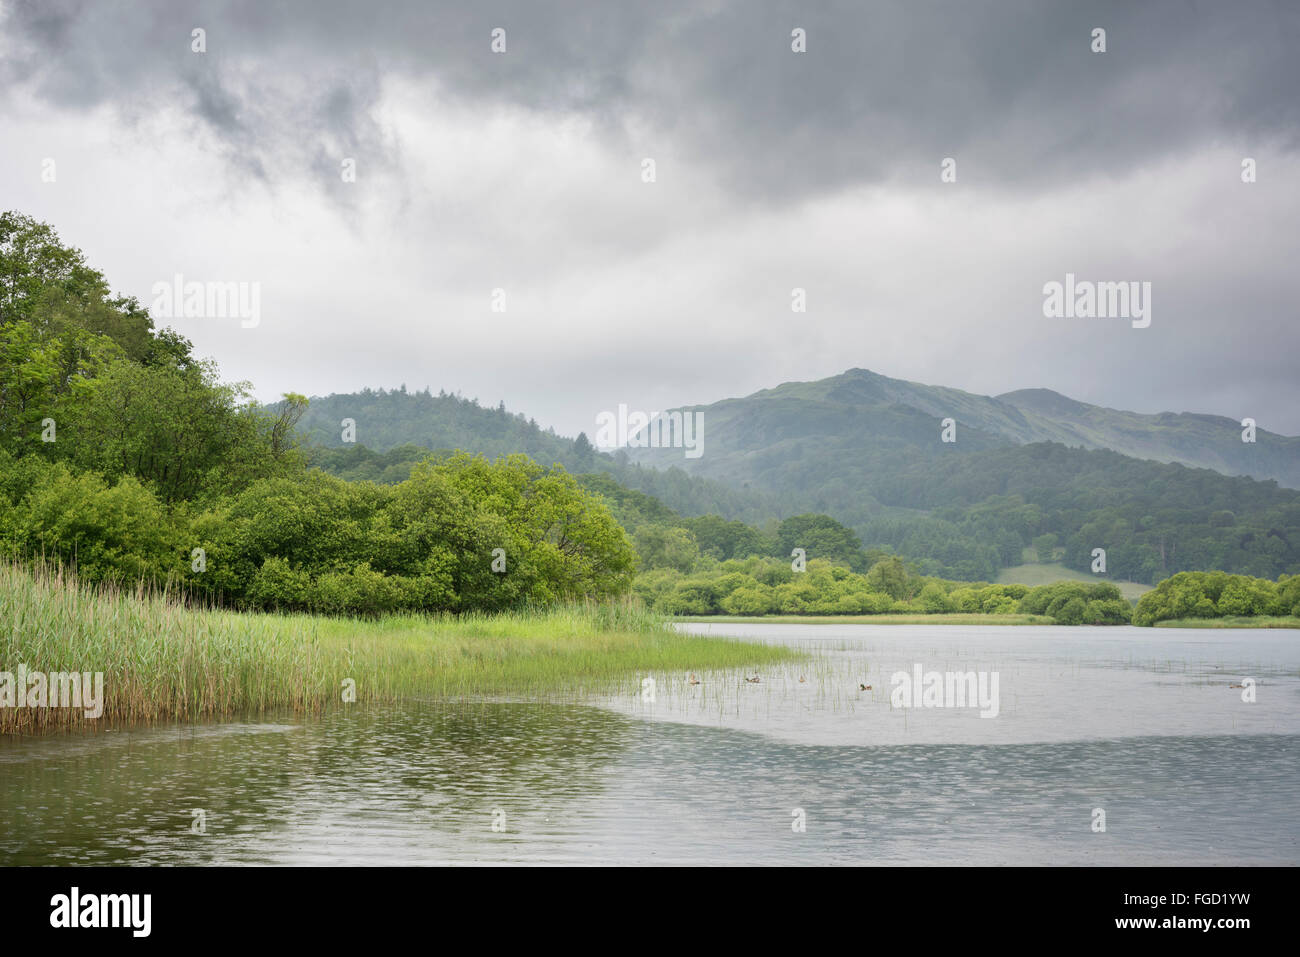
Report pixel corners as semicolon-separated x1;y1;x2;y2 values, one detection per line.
2;624;1297;865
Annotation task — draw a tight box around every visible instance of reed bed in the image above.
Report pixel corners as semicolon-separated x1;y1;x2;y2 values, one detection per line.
0;561;796;734
1152;615;1300;629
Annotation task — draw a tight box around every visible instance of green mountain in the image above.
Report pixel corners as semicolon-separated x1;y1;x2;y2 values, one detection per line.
625;367;1300;489
995;387;1298;487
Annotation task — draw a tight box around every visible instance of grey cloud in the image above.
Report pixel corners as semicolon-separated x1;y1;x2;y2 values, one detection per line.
4;1;1297;203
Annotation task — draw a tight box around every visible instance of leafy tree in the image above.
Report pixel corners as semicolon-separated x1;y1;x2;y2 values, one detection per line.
270;393;309;458
917;581;953;612
774;513;866;570
865;556;916;600
54;357;282;503
721;585;776;615
632;524;700;573
12;464;183;583
682;514;770;560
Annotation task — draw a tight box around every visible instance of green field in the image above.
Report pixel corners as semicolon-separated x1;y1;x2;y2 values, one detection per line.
0;562;796;734
996;562;1152;601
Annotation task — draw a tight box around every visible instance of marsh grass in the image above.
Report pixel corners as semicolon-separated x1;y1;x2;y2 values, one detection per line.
1153;616;1300;629
0;562;797;734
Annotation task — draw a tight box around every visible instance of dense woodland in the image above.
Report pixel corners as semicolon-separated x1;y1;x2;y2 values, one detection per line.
859;444;1300;583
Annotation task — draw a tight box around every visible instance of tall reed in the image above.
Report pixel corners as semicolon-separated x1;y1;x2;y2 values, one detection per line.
1;561;795;734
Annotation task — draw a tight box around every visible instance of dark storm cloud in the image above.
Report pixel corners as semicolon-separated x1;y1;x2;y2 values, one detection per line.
4;0;1297;202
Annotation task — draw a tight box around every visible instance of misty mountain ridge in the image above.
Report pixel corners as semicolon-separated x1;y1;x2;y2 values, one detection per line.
625;367;1300;490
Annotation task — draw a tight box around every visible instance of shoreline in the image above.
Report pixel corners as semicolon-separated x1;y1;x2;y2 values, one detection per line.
677;612;1300;628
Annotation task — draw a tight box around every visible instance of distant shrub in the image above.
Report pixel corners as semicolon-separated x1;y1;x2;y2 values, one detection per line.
721;585;777;615
1019;581;1130;624
1134;571;1289;626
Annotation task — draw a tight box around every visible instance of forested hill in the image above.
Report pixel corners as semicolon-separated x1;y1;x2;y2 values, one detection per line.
294;388;783;525
855;442;1300;584
295;381;1300;585
297;387;579;467
624;367;1300;489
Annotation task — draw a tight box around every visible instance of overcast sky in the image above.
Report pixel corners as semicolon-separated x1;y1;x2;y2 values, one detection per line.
3;0;1298;436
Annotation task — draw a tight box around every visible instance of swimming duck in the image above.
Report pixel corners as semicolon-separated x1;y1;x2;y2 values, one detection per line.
859;683;872;691
745;676;761;684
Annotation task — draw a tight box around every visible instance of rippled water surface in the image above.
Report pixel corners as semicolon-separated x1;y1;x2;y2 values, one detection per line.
2;624;1297;865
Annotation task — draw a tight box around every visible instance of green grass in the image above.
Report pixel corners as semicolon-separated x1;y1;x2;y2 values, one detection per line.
0;562;796;734
1152;616;1300;629
996;562;1152;601
677;612;1054;625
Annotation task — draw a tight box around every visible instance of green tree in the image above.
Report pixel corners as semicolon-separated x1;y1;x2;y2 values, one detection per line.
56;357;279;503
721;585;776;615
15;465;183;583
865;556;915;599
775;514;865;570
632;524;700;573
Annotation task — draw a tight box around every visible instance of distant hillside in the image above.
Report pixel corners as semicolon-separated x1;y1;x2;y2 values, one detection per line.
296;387;579;467
995;562;1151;602
290;388;783;525
626;368;1300;489
995;387;1300;487
618;370;1300;583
